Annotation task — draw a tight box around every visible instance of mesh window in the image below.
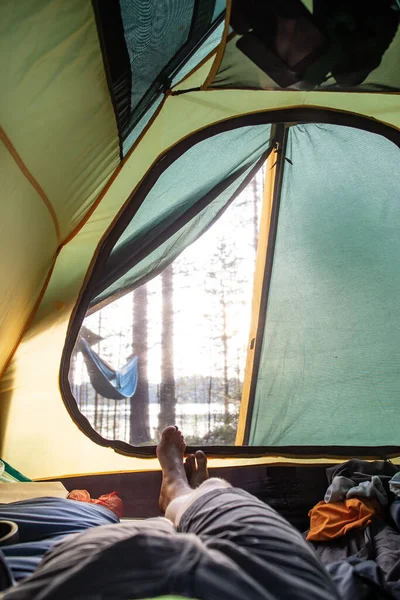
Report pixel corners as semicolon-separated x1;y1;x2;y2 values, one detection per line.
68;122;272;447
64;117;400;453
94;0;225;152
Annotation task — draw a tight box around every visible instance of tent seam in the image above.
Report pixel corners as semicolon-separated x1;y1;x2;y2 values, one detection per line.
0;249;60;381
171;31;237;92
58;100;400;250
236;138;277;445
201;0;232;90
61;164;122;247
90;145;274;311
200;86;400;96
0;126;61;243
61;94;169;248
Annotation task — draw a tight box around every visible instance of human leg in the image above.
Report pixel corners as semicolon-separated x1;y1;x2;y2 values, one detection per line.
156;426;231;525
157;426;339;600
3;428;339;600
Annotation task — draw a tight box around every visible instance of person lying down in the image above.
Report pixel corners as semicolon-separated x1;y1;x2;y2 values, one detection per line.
1;427;339;599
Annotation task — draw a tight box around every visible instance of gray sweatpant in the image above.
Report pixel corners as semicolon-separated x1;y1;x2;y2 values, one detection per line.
3;487;339;599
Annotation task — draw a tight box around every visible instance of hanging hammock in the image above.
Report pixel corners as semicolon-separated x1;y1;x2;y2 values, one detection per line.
78;339;138;400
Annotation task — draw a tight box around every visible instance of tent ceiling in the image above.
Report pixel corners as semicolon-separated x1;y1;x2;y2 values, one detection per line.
0;0;399;478
0;0;119;375
210;16;400;93
0;140;57;372
93;0;225;151
0;1;119;242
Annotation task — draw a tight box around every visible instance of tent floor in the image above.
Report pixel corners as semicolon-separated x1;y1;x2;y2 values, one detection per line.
49;464;333;532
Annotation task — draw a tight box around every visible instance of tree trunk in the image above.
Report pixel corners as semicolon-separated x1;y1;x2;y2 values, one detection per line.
221;286;230;426
113;399;118;439
208;375;212;434
252;176;259;253
235;349;241;401
158;264;176;432
130;284;151;444
94;391;99;431
94;311;102;431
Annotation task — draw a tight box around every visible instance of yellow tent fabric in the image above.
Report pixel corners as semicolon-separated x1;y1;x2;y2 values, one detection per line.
1;0;399;479
0;0;118;378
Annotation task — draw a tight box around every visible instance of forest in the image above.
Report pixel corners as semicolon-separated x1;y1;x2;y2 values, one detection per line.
69;169;264;446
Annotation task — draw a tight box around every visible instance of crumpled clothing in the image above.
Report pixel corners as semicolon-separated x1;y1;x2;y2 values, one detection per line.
326;557;400;600
326;460;399;489
390;499;400;534
347;477;387;507
307;498;376;542
67;490;124;518
390;473;400;498
325;477;356;503
307;519;400;584
325;475;387;506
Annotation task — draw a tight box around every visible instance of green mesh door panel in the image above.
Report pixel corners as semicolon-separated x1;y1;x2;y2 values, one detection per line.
93;124;272;304
249;123;400;447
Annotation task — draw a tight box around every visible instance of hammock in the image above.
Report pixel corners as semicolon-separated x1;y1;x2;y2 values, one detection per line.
78;338;138;400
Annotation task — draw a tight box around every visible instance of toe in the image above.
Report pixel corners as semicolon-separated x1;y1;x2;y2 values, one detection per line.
175;429;185;446
184;458;192;478
195;450;207;469
184;454;194;475
161;426;177;441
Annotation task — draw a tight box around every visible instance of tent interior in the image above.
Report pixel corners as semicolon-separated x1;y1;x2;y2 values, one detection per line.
1;0;400;531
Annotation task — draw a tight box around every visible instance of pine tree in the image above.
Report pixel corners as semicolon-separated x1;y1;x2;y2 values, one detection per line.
130;284;151;444
158;264;176;432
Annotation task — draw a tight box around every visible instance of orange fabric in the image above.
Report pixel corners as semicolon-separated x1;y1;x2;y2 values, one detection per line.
68;489;124;518
306;498;376;541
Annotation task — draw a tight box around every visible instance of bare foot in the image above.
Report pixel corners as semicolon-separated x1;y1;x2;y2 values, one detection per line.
184;450;209;488
156;426;191;512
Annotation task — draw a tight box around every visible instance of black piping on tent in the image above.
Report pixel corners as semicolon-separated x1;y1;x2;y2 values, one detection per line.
60;107;400;459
